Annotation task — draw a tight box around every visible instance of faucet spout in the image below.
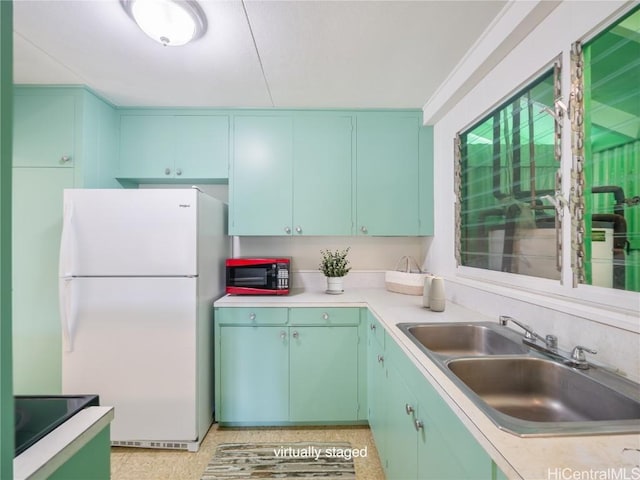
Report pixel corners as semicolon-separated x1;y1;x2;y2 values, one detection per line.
498;315;545;343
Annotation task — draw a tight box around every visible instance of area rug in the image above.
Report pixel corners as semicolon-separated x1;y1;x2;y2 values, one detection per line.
201;442;358;479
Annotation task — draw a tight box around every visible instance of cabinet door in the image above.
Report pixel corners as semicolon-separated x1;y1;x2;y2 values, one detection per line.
119;115;175;179
12;167;74;394
14;93;75;167
219;326;289;423
292;115;353;235
356;113;420;235
367;331;387;468
231;116;293;235
290;326;358;422
385;364;419;479
416;375;493;479
174;115;228;179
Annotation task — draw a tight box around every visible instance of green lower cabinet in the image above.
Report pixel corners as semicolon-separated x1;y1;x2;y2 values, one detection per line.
218;325;289;423
367;314;387;464
290;326;358;422
369;326;496;479
415;377;493;480
215;307;363;425
385;364;419;479
48;426;111;480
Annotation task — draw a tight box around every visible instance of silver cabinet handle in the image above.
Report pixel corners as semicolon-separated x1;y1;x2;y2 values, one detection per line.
249;312;256;321
176;168;182;176
322;312;329;321
295;226;302;234
284;227;291;234
370;323;376;331
61;155;71;163
292;331;299;339
280;331;286;340
360;226;368;234
405;404;414;415
377;354;384;363
414;419;424;431
164;168;171;175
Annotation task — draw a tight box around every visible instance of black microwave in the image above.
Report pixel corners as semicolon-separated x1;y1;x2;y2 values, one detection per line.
225;258;290;295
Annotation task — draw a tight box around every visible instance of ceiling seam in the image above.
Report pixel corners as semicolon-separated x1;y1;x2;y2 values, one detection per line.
241;0;275;107
14;29;90;85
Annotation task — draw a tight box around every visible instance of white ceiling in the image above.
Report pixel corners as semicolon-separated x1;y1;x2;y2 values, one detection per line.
13;0;508;109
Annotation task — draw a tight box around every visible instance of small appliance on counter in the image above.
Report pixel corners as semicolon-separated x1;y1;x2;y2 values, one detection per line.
226;258;290;295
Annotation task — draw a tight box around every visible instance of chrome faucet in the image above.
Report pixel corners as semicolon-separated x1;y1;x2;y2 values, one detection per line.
498;315;553;348
498;315;597;369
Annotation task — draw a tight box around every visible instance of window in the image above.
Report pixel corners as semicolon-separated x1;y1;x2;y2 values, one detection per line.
455;65;562;280
571;6;640;292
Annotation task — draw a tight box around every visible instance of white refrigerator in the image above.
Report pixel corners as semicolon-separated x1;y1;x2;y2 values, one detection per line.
59;187;229;452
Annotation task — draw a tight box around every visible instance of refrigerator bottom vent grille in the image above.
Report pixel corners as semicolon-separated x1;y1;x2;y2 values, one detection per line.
111;440;191;450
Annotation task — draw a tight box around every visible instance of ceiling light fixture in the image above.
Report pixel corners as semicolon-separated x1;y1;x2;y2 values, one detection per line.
121;0;207;47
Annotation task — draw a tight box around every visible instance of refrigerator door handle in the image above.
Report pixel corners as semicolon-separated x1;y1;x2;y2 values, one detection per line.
59;197;75;278
59;278;74;352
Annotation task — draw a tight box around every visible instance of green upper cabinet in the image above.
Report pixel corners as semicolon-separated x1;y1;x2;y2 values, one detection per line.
118;114;229;183
356;112;422;236
229;109;433;236
230;115;293;235
14;92;75;168
292;115;353;235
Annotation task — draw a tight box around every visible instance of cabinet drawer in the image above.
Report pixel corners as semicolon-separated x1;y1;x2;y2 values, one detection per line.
289;307;359;326
216;307;288;325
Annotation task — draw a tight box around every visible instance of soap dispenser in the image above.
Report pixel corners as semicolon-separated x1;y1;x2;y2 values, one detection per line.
428;277;446;312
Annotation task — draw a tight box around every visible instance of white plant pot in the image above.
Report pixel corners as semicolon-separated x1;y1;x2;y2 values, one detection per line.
325;276;344;294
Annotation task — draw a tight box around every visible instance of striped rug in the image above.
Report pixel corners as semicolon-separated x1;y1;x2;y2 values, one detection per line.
201;442;357;479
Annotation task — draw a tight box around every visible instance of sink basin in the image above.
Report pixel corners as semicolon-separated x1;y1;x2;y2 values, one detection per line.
398;322;529;357
447;357;640;436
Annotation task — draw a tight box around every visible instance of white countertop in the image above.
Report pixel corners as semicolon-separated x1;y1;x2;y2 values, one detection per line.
215;288;640;480
14;406;114;480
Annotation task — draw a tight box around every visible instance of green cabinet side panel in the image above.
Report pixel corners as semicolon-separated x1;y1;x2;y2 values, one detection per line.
13;93;75;168
231;116;293;235
356;113;420;235
48;426;111;480
80;90;120;188
0;2;13;477
419;125;434;235
493;462;509;480
290;326;358;422
219;326;289;423
12;167;73;394
292;115;353;235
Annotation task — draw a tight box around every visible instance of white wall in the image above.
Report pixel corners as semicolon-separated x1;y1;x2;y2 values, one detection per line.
425;0;639;379
143;184;426;273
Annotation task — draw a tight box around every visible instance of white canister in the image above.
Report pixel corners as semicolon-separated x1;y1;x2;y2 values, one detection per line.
428;277;446;312
422;274;435;308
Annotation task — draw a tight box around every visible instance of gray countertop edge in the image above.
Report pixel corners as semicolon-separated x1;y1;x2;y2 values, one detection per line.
13;406;115;480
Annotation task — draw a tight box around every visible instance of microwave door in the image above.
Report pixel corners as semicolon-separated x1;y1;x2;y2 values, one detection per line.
232;267;269;288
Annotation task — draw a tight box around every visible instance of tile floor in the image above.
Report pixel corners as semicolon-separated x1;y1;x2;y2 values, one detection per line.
110;424;385;480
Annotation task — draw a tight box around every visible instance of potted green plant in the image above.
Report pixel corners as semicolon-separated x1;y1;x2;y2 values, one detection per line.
319;247;351;294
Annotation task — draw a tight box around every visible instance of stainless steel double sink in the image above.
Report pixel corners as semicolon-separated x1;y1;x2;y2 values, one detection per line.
397;322;640;437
